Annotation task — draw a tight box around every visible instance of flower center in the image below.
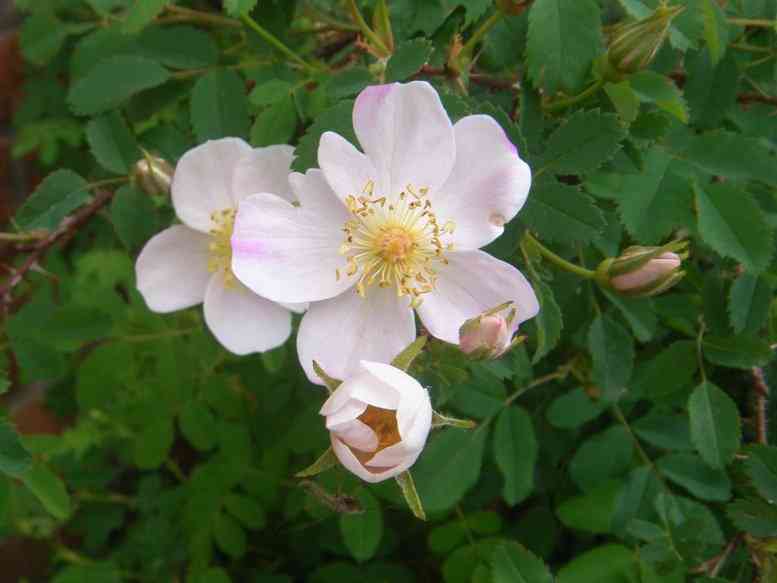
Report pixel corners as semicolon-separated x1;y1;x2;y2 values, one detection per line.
338;181;455;307
208;208;237;287
350;405;402;472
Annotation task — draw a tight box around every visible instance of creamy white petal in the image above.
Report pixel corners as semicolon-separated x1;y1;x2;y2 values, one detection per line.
135;225;211;313
318;132;381;203
331;418;379;452
417;250;540;344
288;169;351;228
365;440;420;469
202;276;292;355
352;82;455;196
331;435;409;483
230;192;353;303
232;144;296;204
325;398;368;428
435;115;532;250
172;138;252;232
297;287;415;385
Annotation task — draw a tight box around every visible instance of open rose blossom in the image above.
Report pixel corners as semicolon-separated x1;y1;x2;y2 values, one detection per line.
135;138;300;355
231;81;540;383
321;361;432;483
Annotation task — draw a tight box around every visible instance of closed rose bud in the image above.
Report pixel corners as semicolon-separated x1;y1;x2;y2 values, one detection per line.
599;244;686;297
132;154;174;196
459;314;511;358
320;361;432;483
606;3;684;76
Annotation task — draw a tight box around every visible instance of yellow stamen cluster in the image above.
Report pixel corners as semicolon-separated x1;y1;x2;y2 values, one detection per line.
337;181;455;307
208;208;237;287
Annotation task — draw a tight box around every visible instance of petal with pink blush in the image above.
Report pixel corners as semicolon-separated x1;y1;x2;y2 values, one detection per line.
230;191;353;304
172;138;252;232
297;287;415;385
232;144;296;204
352;81;455;196
417;250;539;344
135;225;211;313
202;276;292;355
435;115;532;250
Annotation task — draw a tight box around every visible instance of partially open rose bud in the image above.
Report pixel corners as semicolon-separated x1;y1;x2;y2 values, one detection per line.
132;153;174;196
606;3;684;76
598;244;686;297
458;302;521;360
320;361;432;483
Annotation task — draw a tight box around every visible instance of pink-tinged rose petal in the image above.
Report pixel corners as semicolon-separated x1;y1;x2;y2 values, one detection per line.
297;288;415;385
318;132;382;203
232;144;296;205
172;138;252;232
352;81;456;197
202;276;292;355
135;225;211;313
418;250;539;344
434;115;531;250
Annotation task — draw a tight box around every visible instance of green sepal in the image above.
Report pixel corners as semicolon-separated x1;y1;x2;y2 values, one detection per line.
391;335;428;372
432;411;477;430
395;470;426;521
295;447;338;478
312;360;341;394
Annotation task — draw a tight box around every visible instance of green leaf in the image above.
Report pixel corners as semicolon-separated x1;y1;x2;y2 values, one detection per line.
223;0;258;16
633;410;693;451
588;314;634;401
538;110;626;175
729;273;773;335
632;340;698;400
491;542;553;583
386;39;433;82
292;100;356;173
702;334;773;369
570;426;633;491
546;387;606;429
629;71;688;123
191;70;251;142
20;12;69;65
23;463;72;520
526;0;602;94
213;511;247;559
557;480;621;534
727;498;777;537
601;291;657;343
86;112;139;174
610;150;694;244
684;50;738;129
493;406;537;506
696;183;774;273
682;132;777;187
531;280;563;363
745;445;777;502
192;568;232;583
179;400;218;452
656;454;731;501
110;185;159;250
16;169;91;231
122;0;169;34
138;25;220;69
521;179;605;245
133;416;174;470
700;0;729;64
0;419;32;478
68;56;171;116
413;427;488;514
52;564;123;583
223;493;266;529
557;544;638;583
339;488;383;562
604;81;640;124
688;381;741;469
249;80;293;106
250;98;297;147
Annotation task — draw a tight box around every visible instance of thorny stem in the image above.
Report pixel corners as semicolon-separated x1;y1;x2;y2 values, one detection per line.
346;0;390;57
544;78;605;112
524;232;597;279
752;367;769;445
241;14;323;72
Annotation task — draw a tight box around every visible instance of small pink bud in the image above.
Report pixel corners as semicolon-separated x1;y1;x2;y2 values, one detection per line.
611;252;682;295
459;313;513;359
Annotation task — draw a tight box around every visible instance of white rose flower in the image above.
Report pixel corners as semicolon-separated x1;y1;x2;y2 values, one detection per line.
320;361;432;483
135;138;302;355
231;81;540;383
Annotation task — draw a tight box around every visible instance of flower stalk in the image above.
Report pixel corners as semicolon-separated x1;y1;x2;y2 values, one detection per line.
523;232;597;279
241;14;323;72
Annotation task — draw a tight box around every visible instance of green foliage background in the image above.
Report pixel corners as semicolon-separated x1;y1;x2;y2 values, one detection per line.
3;0;777;581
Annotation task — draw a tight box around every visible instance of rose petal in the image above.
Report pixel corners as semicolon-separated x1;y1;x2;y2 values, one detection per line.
318;132;381;203
202;276;292;355
172;138;252;232
232;144;296;204
417;250;540;344
135;225;211;313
